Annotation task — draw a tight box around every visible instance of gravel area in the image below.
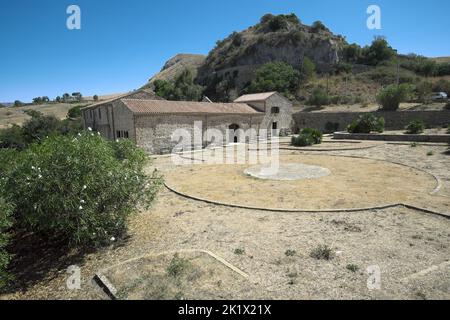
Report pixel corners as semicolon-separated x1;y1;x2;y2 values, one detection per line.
2;142;449;300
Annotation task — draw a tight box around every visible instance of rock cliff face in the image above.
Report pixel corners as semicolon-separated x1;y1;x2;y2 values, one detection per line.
196;16;345;85
147;15;346;98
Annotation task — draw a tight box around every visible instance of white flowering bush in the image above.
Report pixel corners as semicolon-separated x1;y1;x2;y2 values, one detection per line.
0;197;13;289
2;132;162;246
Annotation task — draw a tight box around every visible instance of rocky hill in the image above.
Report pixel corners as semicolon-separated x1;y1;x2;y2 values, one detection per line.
145;15;346;98
146;54;205;87
146;14;450;106
197;14;345;82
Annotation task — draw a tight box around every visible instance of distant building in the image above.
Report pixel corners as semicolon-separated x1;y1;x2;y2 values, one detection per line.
234;92;293;136
82;89;292;154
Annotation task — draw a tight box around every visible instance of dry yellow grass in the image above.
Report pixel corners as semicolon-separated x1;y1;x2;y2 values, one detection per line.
165;154;438;211
0;103;73;128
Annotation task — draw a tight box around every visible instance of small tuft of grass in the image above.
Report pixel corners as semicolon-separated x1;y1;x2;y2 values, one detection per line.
346;264;360;273
285;249;296;257
310;245;334;261
410;142;418;148
166;254;192;278
416;291;427;300
234;248;245;255
427;151;434;156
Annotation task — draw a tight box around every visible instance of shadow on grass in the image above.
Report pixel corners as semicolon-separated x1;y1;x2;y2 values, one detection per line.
1;227;130;295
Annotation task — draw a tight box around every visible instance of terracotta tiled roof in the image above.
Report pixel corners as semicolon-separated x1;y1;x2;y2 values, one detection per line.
121;99;261;115
234;92;277;102
81;89;163;110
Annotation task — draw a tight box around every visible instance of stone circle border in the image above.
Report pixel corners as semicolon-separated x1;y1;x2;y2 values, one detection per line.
164;154;446;216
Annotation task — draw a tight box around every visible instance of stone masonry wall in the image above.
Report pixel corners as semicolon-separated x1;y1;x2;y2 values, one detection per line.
135;114;264;154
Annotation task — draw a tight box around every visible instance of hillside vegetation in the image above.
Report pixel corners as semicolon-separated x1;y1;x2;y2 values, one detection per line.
147;13;450;107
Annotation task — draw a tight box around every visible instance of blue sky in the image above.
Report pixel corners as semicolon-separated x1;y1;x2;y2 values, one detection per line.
1;0;449;102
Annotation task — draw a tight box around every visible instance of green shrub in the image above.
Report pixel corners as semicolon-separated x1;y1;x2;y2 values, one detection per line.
285;250;296;257
334;63;353;74
291;128;323;147
268;15;288;31
1;132;162;247
0;198;14;289
362;37;396;66
376;84;414;111
67;105;83;119
311;21;328;33
300;128;323;144
343;43;362;63
301;57;316;79
22;111;61;144
259;13;300;31
405;120;425;134
346;264;359;273
307;87;330;107
291;134;314;147
447;125;450;134
154;69;203;102
247;61;300;96
347;114;385;134
0;112;83;151
0;125;27;150
166;254;193;278
310;245;334;260
415;81;433;104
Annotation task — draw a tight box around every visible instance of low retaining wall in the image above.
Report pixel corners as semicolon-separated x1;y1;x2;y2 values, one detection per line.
334;132;450;143
293;110;450;132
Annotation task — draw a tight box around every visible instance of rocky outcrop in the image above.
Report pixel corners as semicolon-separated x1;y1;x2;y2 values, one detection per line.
146;15;347;99
146;54;206;86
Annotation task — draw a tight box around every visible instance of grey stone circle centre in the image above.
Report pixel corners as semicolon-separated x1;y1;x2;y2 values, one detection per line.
244;163;332;181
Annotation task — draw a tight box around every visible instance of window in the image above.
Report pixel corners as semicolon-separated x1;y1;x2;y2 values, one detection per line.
271;107;280;114
272;122;278;130
116;130;129;139
98;109;102;119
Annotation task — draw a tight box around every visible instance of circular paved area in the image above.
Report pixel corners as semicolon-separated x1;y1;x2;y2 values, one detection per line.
244;163;331;181
165;154;438;211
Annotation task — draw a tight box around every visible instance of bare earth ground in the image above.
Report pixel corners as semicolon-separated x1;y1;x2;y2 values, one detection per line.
1;142;450;300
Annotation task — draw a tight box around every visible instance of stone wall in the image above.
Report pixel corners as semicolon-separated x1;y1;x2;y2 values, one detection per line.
135;114;264;154
245;93;293;135
293;110;450;133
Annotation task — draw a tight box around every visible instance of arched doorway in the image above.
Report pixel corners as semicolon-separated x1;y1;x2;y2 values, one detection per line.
229;124;240;143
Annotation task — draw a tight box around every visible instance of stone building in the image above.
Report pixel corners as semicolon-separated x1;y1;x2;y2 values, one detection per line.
82;90;292;154
234;92;293;136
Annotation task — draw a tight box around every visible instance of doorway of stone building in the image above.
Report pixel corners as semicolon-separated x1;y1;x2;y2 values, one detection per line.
229;124;240;143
